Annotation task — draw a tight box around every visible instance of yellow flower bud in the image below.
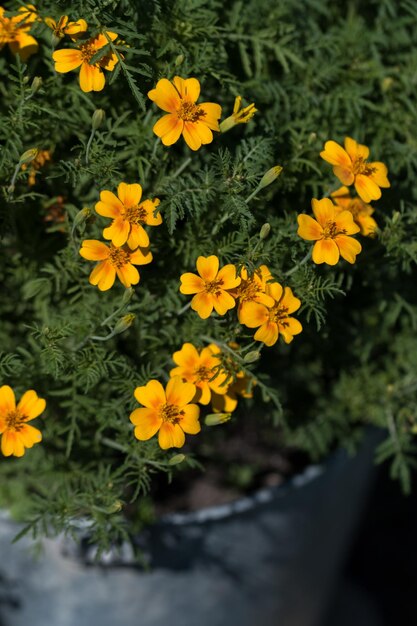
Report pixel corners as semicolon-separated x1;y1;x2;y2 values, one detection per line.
73;207;91;229
168;453;186;465
91;109;105;131
243;350;260;363
113;314;136;336
258;165;283;190
175;54;185;66
220;95;257;132
205;413;232;426
19;148;38;165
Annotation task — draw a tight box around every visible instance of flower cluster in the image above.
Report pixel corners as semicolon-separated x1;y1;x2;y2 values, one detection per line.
80;182;161;291
0;4;38;61
297;137;390;265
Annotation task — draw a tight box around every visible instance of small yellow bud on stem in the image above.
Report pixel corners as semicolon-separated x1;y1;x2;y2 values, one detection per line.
205;413;232;426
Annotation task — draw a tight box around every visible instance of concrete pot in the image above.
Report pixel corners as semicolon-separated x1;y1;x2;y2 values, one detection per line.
0;428;381;626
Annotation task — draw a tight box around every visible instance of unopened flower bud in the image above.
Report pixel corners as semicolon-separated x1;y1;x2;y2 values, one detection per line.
73;207;91;229
113;313;136;336
30;76;42;95
22;76;29;84
107;500;123;513
205;413;232;426
122;287;135;305
258;166;283;190
19;148;38;165
168;453;186;466
244;350;260;363
175;54;184;66
91;108;105;131
259;223;271;240
392;211;400;224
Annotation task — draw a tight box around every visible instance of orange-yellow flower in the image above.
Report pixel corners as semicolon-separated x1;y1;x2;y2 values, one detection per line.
320;137;390;203
44;15;87;42
130;377;200;449
170;343;228;405
21;149;52;186
240;283;302;347
95;182;162;249
297;198;362;265
180;255;241;319
331;186;377;237
0;386;45;457
79;240;152;290
147;76;222;151
211;371;254;413
0;5;38;61
52;31;119;92
234;265;276;322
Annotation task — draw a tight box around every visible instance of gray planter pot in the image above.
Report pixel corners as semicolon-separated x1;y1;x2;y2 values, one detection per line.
0;428;381;626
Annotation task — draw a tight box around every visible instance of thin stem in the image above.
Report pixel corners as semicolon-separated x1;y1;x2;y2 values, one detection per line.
85;128;96;165
171;156;192;179
7;162;21;199
244;184;262;204
284;250;312;277
177;301;191;315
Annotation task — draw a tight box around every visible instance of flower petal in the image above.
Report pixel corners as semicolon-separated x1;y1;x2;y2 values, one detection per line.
158;423;185;449
80;240;109;261
354;174;381;203
183;122;202;151
194;121;213;145
127;224;149;249
130;408;162;440
217;264;241;289
335;235;362;264
370;162;390;188
103;218;130;247
312;239;340;265
18;424;42;447
297;214;323;241
333;166;355;186
191;292;214;319
148;78;181;113
196;255;219;281
281;287;301;314
239;302;269;328
312;198;336;226
1;431;18;457
213;291;236;315
96;190;124;217
12;33;38;61
199;102;222;131
254;322;279;346
280;318;303;344
173;76;200;101
0;386;16;416
166;377;196;407
153;114;183;146
134;380;166;409
89;262;116;291
129;247;153;265
334;210;360;235
117;182;142;207
172;343;200;369
180;405;201;434
180;272;205;294
18;390;46;421
116;263;140;288
344;137;369;161
79;62;105;93
320;140;351;167
53;48;83;72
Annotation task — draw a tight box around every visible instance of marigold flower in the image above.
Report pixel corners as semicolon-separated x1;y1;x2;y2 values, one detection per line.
52;30;119;92
147;76;222;151
0;386;45;457
320;137;390;203
234;265;276;322
130;377;200;449
180;255;241;319
79;240;152;291
331;186;377;237
211;371;254;413
0;4;38;61
170;343;228;405
297;197;362;265
44;16;87;43
240;283;302;347
219;95;257;132
95;182;162;249
21;149;52;186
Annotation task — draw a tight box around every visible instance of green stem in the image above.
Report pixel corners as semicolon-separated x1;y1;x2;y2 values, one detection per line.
85;128;96;165
171;156;192;179
284;249;312;277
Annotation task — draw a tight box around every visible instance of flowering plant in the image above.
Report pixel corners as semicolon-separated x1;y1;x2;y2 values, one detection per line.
1;0;417;550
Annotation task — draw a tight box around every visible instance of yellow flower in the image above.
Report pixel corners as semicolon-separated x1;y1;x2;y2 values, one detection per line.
211;370;254;413
79;240;152;290
297;197;362;265
234;265;276;323
240;283;302;347
219;95;257;132
52;31;119;92
147;76;222;151
180;255;241;319
0;386;45;457
21;149;52;186
95;182;162;249
331;186;377;237
320;137;390;203
130;377;200;449
0;5;38;61
44;16;87;42
170;343;228;405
